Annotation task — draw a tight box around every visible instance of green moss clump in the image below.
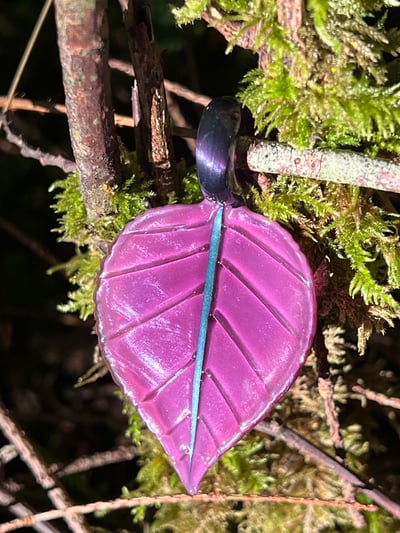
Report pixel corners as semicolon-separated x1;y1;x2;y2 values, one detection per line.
50;151;153;320
176;0;400;339
253;178;400;348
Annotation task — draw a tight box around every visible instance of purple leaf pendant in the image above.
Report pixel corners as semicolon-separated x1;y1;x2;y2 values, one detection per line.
95;98;317;494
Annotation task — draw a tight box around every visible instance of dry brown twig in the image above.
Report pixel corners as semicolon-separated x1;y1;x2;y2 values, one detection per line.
0;486;61;533
313;326;365;528
166;91;196;154
0;401;90;533
50;445;137;478
352;385;400;410
2;446;138;503
0;492;378;533
0;96;133;128
108;58;211;107
0;95;199;137
0;216;60;268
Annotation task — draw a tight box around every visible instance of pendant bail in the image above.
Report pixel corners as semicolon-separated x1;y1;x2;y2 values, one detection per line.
196;96;242;205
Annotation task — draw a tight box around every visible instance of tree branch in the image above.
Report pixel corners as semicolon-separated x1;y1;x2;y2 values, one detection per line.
54;0;121;218
122;0;178;202
50;445;137;477
0;492;377;532
108;59;211;106
240;138;400;194
256;420;400;519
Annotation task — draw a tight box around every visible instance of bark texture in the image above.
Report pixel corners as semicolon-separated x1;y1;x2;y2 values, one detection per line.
54;0;120;218
123;0;178;202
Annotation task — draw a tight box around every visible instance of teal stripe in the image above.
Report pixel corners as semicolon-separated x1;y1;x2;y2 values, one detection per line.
189;205;223;469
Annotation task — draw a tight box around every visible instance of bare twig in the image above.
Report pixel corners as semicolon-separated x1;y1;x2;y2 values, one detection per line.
54;0;121;218
109;59;211;106
1;446;137;497
2;0;53;114
314;327;345;456
164;80;211;108
0;492;377;532
122;0;178;202
166;92;196;154
257;420;400;519
0;114;75;173
0;216;60;268
50;445;137;478
0;96;67;116
352;385;400;410
241;138;400;194
0;400;90;533
0;96;131;129
314;326;365;528
0;96;198;139
0;486;61;533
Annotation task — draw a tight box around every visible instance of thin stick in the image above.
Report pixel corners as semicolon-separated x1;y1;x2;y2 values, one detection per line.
0;487;61;533
0;96;198;138
50;445;137;477
0;400;90;533
0;97;66;116
352;385;400;410
257;420;400;519
0;95;130;128
0;114;75;173
166;91;196;154
0;216;60;268
2;0;53;114
108;58;211;107
0;492;378;533
2;446;138;496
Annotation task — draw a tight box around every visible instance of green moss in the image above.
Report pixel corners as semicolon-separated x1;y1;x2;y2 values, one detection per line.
253;178;400;335
49;153;154;320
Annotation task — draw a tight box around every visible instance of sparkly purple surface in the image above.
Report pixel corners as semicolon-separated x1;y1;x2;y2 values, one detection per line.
95;200;316;494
